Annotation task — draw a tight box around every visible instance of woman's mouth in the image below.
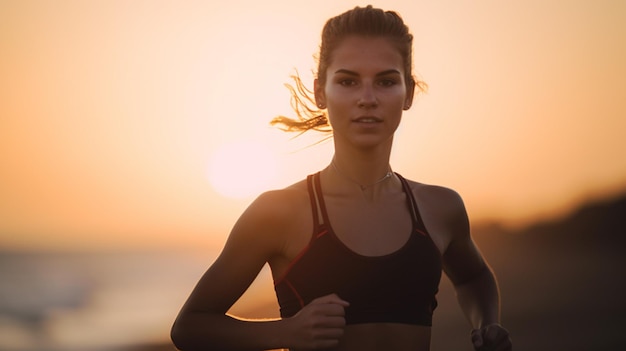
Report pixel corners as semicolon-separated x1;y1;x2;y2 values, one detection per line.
353;116;382;123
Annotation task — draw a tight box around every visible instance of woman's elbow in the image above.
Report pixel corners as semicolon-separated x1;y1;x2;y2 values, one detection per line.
170;320;184;350
170;317;195;351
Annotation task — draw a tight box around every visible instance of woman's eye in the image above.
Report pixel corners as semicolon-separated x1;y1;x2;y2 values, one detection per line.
378;79;397;87
339;79;356;87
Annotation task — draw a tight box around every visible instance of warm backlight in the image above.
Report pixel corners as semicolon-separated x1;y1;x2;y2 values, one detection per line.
207;140;279;199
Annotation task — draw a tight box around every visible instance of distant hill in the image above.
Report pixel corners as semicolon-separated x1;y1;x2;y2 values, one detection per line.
472;190;626;252
432;191;626;350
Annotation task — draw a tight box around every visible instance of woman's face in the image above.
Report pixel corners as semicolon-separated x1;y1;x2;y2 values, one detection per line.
315;35;414;149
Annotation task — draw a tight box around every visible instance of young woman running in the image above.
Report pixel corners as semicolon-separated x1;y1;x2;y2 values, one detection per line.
171;5;512;351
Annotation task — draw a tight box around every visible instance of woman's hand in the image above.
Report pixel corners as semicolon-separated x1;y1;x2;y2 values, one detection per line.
287;293;350;349
471;323;512;351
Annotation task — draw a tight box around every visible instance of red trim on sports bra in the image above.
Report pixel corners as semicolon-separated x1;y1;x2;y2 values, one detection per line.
316;228;329;239
274;244;311;286
274;230;328;286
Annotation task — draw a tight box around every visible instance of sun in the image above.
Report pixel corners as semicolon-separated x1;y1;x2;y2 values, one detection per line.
207;140;280;199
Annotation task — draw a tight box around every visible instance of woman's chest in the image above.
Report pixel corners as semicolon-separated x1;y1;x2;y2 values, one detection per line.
326;198;414;256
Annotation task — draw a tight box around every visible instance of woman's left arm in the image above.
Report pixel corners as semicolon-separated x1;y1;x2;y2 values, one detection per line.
439;189;512;351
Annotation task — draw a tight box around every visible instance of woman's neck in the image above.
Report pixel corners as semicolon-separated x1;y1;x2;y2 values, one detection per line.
331;139;392;180
330;156;392;190
323;148;399;201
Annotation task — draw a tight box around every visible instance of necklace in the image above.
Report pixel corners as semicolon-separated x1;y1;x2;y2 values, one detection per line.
331;159;393;191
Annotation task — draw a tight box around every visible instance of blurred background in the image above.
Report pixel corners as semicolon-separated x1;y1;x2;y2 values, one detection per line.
1;0;625;350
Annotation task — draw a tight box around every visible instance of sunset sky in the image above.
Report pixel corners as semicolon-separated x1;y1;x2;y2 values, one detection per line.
1;0;625;251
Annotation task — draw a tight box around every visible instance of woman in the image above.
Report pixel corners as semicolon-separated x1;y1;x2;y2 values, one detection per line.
171;5;512;351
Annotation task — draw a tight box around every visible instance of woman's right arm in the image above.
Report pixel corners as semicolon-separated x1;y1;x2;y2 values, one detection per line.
170;190;349;351
170;190;293;350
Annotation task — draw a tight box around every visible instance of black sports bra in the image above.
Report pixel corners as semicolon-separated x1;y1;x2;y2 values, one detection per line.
273;172;442;326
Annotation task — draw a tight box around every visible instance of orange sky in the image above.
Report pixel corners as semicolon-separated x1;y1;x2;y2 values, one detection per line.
1;0;625;251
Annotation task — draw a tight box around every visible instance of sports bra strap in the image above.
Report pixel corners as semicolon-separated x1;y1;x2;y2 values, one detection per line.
312;172;331;227
396;173;428;232
306;174;321;234
307;171;428;239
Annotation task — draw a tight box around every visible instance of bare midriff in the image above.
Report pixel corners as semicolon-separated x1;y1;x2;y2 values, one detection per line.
291;323;431;351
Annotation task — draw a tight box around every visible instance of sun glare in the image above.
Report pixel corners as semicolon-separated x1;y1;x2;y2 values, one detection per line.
207;140;279;199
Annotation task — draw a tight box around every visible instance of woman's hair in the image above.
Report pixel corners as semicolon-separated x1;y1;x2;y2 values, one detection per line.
270;5;427;134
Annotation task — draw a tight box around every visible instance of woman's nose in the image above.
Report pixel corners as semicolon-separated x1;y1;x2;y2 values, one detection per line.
357;85;378;108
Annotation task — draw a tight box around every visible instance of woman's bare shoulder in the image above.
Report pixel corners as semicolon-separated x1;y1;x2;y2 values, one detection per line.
402;178;469;249
404;178;466;212
255;179;309;209
239;178;310;229
218;178;311;262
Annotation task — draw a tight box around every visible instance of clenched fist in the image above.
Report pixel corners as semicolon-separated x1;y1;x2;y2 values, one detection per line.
287;293;350;350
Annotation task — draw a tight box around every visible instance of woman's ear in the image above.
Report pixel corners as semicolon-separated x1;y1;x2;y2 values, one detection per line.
314;79;326;109
403;80;416;110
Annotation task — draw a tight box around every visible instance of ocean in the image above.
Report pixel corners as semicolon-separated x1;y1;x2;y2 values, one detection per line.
0;250;231;351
